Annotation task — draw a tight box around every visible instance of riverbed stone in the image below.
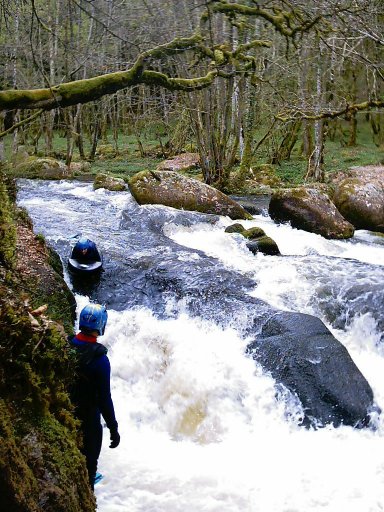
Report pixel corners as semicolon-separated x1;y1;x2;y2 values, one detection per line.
246;236;280;256
94;173;127;191
331;166;384;233
269;187;354;239
224;224;280;255
247;311;375;428
129;170;253;220
224;223;245;233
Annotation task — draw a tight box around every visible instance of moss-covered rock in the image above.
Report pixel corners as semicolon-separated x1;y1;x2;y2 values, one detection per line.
0;174;95;511
129;169;253;220
242;226;266;239
96;144;117;159
246;236;280;256
0;174;17;268
94;173;127;191
269;187;355;239
0;287;95;511
224;223;245;233
331;166;384;233
12;156;74;180
224;222;280;255
14;225;76;333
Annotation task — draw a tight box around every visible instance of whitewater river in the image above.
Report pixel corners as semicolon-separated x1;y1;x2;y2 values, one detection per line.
17;179;384;512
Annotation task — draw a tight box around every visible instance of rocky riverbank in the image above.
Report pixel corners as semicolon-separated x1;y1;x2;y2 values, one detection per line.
0;172;96;512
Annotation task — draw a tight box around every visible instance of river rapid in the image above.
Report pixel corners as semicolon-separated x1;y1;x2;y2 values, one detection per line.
17;179;384;512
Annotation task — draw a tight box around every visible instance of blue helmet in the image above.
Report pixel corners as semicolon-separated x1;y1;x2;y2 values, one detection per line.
79;304;108;335
75;237;96;252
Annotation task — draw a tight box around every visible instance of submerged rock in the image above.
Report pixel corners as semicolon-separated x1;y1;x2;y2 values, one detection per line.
225;223;280;256
129;170;252;220
269;187;354;239
246;236;280;256
247;311;375;428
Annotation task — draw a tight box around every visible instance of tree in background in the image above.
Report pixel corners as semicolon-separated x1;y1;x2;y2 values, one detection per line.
1;0;384;185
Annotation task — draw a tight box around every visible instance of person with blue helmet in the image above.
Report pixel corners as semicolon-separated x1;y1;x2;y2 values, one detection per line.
69;303;120;490
71;237;100;263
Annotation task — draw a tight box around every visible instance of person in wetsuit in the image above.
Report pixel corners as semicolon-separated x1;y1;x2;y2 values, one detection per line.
71;238;101;263
69;303;120;489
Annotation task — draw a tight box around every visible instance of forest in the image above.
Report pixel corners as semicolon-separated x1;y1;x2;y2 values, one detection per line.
0;0;383;190
1;2;384;511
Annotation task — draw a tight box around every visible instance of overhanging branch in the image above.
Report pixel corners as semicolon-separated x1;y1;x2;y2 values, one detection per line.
276;100;384;122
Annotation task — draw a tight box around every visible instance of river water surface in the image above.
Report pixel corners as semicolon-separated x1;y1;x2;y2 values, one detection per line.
17;179;384;512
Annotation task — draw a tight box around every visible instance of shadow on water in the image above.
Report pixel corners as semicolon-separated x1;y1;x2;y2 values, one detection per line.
68;269;103;300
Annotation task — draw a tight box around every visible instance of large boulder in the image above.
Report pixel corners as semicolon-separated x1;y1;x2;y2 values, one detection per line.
269;187;354;239
331;166;384;233
129;170;253;220
12;156;73;179
247;312;375;428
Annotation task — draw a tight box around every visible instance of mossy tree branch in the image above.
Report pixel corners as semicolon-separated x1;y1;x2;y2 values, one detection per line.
276;100;384;122
0;0;329;127
207;1;325;38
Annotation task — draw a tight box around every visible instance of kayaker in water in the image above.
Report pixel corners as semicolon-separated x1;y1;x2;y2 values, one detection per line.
71;237;100;263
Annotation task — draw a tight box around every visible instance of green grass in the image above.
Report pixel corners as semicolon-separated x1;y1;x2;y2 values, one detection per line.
3;116;384;187
264;118;384;186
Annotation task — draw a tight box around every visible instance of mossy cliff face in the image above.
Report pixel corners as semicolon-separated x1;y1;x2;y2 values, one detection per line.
0;173;95;512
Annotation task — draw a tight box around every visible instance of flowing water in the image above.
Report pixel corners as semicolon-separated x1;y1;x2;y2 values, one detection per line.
17;179;384;512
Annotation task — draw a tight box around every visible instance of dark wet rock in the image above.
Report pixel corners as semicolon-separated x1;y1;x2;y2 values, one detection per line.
247;311;375;428
269;187;354;239
225;223;280;256
129;170;252;220
331;166;384;233
246;236;280;256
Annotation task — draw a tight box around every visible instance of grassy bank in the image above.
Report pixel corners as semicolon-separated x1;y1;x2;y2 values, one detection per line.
2;117;384;188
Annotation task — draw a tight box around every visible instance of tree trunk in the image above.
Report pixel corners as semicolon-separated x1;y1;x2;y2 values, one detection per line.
348;69;357;147
298;42;313;159
306;38;325;182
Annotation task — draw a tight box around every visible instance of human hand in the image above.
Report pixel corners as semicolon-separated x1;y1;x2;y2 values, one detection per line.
109;428;120;448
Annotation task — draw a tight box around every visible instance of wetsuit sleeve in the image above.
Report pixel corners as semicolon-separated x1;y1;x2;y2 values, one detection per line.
93;354;118;431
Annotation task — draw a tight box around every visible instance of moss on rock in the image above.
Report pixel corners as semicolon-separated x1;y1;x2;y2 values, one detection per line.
94;173;127;191
0;174;95;511
0;175;17;268
242;226;266;239
11;156;73;180
129;169;253;220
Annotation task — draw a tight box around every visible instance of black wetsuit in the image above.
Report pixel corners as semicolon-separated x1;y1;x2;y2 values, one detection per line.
69;333;118;489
